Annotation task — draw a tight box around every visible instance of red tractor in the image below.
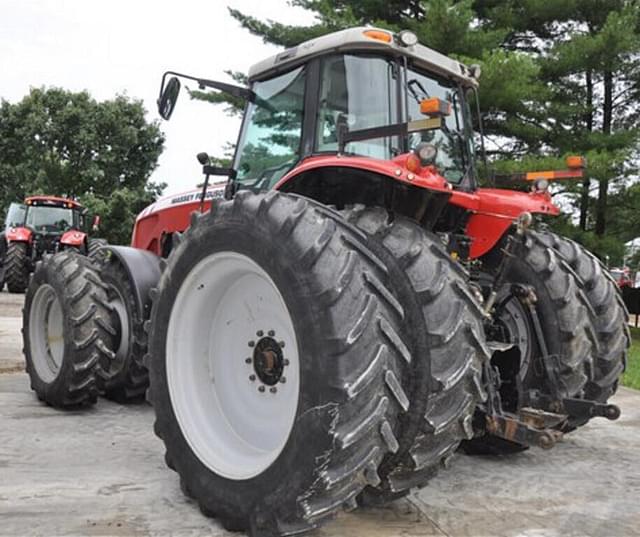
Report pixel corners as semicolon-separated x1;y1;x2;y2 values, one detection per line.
22;28;627;536
0;196;104;293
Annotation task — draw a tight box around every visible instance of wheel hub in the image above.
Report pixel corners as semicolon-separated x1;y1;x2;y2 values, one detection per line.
252;336;285;386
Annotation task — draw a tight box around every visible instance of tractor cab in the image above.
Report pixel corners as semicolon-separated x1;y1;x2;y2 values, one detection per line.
157;27;481;200
233;28;480;192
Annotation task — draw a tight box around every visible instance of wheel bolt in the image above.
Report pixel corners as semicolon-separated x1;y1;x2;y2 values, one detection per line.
270;387;277;394
268;330;275;336
280;377;286;384
249;375;256;382
245;357;252;364
258;386;266;393
256;330;264;337
279;341;285;348
283;359;290;366
248;341;255;347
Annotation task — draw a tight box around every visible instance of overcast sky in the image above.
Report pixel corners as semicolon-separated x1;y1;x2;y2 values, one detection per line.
1;0;313;195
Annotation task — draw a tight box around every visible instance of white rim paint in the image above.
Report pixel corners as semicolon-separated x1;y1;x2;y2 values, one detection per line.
29;284;64;383
166;252;300;480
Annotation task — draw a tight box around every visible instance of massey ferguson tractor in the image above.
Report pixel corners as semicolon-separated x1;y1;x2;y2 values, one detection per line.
22;28;628;536
0;196;104;293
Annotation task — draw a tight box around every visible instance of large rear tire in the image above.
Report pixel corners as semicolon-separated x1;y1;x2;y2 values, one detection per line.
536;231;629;418
23;251;114;408
88;238;108;264
146;192;411;535
342;206;488;504
96;257;149;403
6;242;30;293
463;230;598;454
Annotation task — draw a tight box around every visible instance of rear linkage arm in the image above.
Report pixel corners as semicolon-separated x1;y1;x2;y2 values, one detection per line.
476;214;620;450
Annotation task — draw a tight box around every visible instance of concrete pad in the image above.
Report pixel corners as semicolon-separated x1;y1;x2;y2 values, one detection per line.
1;292;640;536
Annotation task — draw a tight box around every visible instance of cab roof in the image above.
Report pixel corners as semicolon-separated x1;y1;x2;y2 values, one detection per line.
25;196;82;208
248;26;478;87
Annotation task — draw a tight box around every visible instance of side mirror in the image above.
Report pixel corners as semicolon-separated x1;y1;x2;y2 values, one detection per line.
158;77;181;120
92;215;100;231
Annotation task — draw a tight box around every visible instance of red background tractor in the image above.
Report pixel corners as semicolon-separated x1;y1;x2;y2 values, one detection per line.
1;195;103;292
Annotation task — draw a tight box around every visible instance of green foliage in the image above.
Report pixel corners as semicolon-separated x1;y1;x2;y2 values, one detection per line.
622;326;640;391
0;87;165;244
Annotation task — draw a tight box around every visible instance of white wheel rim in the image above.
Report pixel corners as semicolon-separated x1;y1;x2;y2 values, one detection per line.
166;252;300;480
29;284;64;383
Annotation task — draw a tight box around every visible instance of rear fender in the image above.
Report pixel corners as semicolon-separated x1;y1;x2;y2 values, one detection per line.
60;230;87;248
5;227;32;243
449;188;560;259
103;246;162;320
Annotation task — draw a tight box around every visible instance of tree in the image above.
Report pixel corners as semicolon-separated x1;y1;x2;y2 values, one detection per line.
0;87;165;244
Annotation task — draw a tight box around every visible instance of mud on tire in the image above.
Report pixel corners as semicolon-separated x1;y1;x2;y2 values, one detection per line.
23;250;114;408
342;205;488;504
146;191;411;535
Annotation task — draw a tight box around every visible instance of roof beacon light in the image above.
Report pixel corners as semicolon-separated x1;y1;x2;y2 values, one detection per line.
397;30;418;47
363;29;393;43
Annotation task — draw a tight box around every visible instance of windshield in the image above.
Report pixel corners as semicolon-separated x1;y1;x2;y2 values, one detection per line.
234;66;306;190
25;206;74;232
405;65;472;184
5;203;26;229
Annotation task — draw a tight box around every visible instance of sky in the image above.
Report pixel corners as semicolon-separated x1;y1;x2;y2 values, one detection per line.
1;0;314;196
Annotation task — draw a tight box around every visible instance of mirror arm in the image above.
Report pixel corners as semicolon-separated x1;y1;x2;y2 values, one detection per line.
160;71;255;102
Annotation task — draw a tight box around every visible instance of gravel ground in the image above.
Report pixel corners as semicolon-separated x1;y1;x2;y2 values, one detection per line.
1;289;639;537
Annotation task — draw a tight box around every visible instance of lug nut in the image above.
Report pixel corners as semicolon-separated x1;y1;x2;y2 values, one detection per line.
283;359;290;366
280;377;286;384
248;341;255;347
268;330;275;337
256;330;264;337
245;357;252;364
249;375;256;382
258;386;266;393
279;341;285;348
270;387;277;394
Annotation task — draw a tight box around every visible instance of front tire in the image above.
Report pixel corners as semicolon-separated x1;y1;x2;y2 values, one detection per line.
147;192;410;535
23;251;114;408
6;242;30;293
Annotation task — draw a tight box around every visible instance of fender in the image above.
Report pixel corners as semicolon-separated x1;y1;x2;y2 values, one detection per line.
60;230;87;248
5;226;32;243
103;245;162;320
275;154;452;193
450;188;560;258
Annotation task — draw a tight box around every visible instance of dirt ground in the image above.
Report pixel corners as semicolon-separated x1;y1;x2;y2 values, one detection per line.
1;289;639;537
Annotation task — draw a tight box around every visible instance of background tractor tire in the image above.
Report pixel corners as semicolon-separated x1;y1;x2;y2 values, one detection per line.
146;191;411;536
463;230;598;454
0;236;6;291
96;257;149;403
342;205;488;506
23;250;115;408
6;242;30;293
537;231;629;420
88;238;108;264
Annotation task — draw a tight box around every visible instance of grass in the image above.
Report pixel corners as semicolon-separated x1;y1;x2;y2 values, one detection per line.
622;325;640;390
